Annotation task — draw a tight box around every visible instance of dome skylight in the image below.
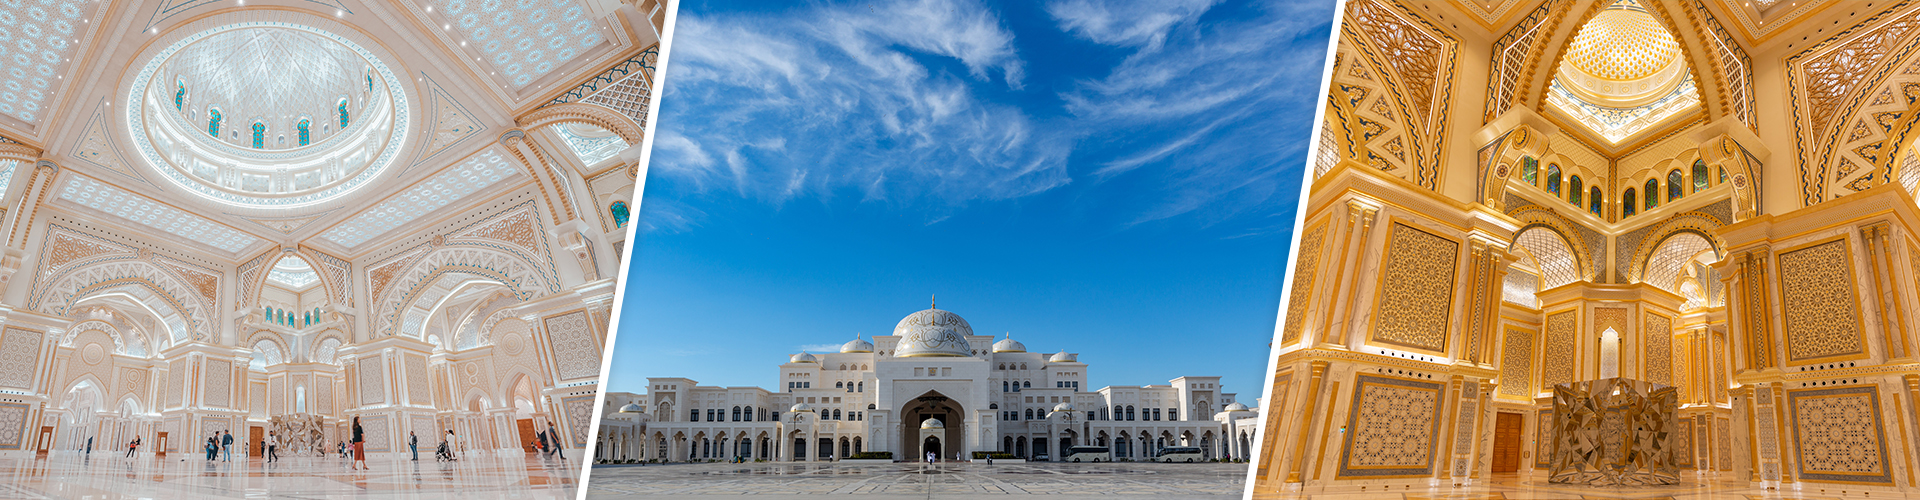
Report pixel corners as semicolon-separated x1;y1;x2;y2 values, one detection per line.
1547;0;1699;144
268;255;319;288
123;14;413;212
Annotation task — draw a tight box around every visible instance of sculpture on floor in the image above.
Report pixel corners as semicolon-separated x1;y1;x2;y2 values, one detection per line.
1549;378;1679;486
270;414;329;456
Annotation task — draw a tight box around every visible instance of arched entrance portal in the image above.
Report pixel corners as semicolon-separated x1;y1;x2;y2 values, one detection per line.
900;391;964;460
922;436;941;461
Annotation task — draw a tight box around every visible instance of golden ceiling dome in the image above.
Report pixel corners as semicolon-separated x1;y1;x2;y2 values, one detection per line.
1555;0;1688;107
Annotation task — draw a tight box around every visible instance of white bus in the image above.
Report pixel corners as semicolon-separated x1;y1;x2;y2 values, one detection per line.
1154;446;1203;463
1063;446;1110;462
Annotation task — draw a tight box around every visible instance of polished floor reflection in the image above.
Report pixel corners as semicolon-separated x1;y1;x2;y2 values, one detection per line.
1253;473;1920;499
586;461;1246;499
0;451;579;499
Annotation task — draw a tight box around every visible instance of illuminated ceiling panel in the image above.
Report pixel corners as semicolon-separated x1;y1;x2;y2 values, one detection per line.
552;123;624;167
56;175;261;254
320;147;519;248
428;0;612;90
0;0;96;125
1513;228;1581;289
268;255;319;288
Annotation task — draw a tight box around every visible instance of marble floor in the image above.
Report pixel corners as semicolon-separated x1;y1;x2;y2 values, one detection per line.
1251;473;1920;499
0;450;582;499
585;461;1247;499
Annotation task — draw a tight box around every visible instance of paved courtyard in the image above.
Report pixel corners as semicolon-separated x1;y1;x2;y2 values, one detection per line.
0;451;579;499
585;461;1248;499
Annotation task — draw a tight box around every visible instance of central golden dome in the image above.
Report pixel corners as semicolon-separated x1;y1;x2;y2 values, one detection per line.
1566;6;1681;82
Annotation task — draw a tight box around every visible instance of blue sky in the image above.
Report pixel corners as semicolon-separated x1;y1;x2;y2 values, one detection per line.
608;0;1333;400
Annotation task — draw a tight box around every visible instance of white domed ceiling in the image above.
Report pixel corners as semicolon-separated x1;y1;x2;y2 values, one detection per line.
1546;0;1699;145
122;13;414;213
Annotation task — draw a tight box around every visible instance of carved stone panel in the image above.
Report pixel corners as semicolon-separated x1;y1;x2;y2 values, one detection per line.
1370;221;1460;354
1336;374;1444;478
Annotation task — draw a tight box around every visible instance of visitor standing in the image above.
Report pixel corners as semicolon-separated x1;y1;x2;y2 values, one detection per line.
350;416;368;470
409;431;418;461
86;436;92;455
221;431;233;461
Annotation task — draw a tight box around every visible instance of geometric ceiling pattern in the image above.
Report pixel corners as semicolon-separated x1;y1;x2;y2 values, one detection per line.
552;123;624;167
320;146;519;248
161;25;372;149
1547;0;1700;144
1514;227;1582;289
1641;232;1714;295
0;159;16;196
56;175;261;253
0;0;92;125
436;0;607;89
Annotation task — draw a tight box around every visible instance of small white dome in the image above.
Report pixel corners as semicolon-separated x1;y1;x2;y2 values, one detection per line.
1052;402;1075;413
1048;350;1075;362
992;336;1026;353
618;403;644;413
1225;402;1250;411
920;418;945;429
790;352;819;363
840;336;874;353
790;403;812;413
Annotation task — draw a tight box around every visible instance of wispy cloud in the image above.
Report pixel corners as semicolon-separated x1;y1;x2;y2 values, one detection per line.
648;0;1333;235
796;344;843;353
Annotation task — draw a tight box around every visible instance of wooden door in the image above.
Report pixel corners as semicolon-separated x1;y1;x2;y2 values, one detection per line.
1491;412;1524;473
516;419;536;453
36;426;52;456
157;432;168;456
249;427;264;457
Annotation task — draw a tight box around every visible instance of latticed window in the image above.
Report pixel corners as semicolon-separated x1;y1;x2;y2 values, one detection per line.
338;99;350;128
1569;176;1583;206
251;122;266;149
175;82;186;111
297;119;311;146
1668;170;1684;201
1522;156;1537;185
610;201;630;228
1589;187;1602;216
208;109;222;137
1645;179;1659;209
1546;164;1562;195
1693;160;1709;192
1623;189;1637;217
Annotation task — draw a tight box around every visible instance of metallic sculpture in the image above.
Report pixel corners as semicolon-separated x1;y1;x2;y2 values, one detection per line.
1549;378;1679;486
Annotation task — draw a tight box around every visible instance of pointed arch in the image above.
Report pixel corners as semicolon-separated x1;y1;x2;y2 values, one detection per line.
370;246;556;339
32;260;214;343
516;103;644;146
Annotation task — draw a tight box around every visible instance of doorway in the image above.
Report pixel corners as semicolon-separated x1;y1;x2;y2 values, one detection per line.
516;419;537;453
922;436;941;461
250;427;264;457
1492;412;1523;473
156;431;168;456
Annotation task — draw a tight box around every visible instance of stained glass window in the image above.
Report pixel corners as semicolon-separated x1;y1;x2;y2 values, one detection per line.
1645;178;1659;209
1546;164;1562;195
610;201;630;228
1668;170;1684;201
1693;160;1708;192
297;119;310;146
338;99;350;129
1522;156;1538;185
208;109;222;137
1719;165;1727;183
1569;176;1583;206
1589;187;1602;216
252;122;265;149
175;82;186;111
1623;189;1637;217
264;307;273;323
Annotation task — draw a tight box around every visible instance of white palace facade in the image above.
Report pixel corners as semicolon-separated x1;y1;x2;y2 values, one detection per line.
595;305;1265;462
0;0;667;460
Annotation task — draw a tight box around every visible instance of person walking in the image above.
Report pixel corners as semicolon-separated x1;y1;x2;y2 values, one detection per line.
547;423;565;460
126;437;137;458
445;430;458;460
86;436;92;455
267;431;278;463
221;431;233;461
350;416;368;470
409;432;419;461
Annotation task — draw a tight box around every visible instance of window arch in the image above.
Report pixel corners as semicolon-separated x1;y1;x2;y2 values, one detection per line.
1623;189;1637;217
338;98;350;128
297;119;311;146
207;109;222;137
1126;406;1136;421
1589;187;1602;216
1667;170;1684;201
1645;178;1659;209
610;201;630;228
252;121;266;149
1023;381;1031;388
1521;156;1538;186
1693;160;1709;192
1568;176;1583;206
1545;164;1562;195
